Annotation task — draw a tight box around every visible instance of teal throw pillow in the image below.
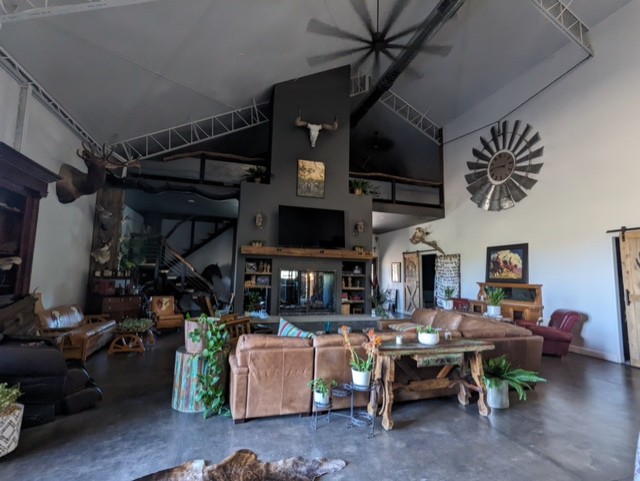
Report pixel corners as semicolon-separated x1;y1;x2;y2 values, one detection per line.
277;318;315;338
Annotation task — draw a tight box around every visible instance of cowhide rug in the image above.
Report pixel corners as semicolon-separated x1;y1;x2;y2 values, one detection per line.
133;449;347;481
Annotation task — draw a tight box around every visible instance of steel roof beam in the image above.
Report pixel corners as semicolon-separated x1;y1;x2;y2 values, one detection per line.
530;0;593;56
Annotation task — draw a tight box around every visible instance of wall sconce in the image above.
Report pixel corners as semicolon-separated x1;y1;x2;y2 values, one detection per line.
353;219;365;236
255;212;265;229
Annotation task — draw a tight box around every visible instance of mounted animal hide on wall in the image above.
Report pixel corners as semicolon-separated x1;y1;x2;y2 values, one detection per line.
56;142;114;204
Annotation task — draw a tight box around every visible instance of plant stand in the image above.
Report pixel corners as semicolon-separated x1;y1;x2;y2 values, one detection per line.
311;383;375;438
171;347;205;413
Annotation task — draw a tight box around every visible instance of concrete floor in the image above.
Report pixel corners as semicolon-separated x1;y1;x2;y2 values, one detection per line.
1;330;638;481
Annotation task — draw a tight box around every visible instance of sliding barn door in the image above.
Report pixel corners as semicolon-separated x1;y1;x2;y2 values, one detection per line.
620;231;640;367
403;252;420;314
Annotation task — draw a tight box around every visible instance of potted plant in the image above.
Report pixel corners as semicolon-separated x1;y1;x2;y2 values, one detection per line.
0;383;23;457
485;286;506;317
442;286;455;310
371;276;390;318
482;355;546;409
243;166;270;183
307;378;337;405
349;179;377;195
244;291;262;315
416;325;439;346
184;313;210;354
341;326;381;388
188;316;231;418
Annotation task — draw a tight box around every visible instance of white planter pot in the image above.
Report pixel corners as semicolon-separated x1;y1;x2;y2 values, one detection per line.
0;403;24;457
313;391;330;405
487;380;510;409
351;369;371;388
486;305;501;317
418;331;440;346
442;299;454;310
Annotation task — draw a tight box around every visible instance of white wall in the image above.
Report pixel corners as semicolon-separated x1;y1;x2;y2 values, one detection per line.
0;68;94;308
378;2;640;363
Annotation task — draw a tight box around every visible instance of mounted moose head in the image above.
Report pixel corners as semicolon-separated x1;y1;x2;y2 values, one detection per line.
56;142;114;204
294;110;338;148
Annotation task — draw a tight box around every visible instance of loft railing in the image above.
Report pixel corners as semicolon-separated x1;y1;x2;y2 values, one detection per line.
349;173;443;209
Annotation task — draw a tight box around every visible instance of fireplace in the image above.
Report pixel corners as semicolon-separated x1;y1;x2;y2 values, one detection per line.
279;270;336;315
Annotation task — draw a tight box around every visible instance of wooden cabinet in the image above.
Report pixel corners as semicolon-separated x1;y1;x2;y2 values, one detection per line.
469;282;543;322
341;261;366;315
243;257;272;314
89;294;141;323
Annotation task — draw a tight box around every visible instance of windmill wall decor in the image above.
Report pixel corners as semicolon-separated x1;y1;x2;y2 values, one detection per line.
465;120;544;211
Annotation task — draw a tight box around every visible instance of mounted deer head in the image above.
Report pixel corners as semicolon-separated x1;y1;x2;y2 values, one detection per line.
56;142;114;204
294;110;338;148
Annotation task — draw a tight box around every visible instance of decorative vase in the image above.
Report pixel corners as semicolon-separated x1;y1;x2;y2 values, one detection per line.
418;332;439;346
443;299;454;310
0;403;24;457
486;305;501;317
354;188;363;196
487;379;510;409
351;368;371;388
313;391;330;405
184;319;207;354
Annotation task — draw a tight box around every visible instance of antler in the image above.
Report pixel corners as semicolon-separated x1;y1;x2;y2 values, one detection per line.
294;108;308;128
321;116;339;131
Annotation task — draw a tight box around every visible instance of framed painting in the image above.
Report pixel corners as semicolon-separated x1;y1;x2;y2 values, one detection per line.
486;243;529;283
391;262;401;283
297;159;325;198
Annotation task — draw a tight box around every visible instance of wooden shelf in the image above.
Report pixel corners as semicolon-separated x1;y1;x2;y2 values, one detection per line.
245;271;271;275
244;285;271;289
341;300;364;304
241;245;373;260
342;287;364;291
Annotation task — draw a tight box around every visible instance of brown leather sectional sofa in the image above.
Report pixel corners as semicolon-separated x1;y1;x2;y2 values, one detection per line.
36;305;116;361
228;309;543;422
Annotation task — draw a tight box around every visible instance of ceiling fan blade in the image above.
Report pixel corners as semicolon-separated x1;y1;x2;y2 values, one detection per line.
472;148;492;162
306;18;368;43
386;23;421;43
352;50;373;74
479;136;495;156
307;46;370;67
467;160;489;171
372;50;381;80
511;172;538;190
350;0;375;36
515;147;544;164
514;162;543;174
414;44;452;57
507;120;521;150
381;0;407;37
511;124;532;153
381;49;423;79
504;178;528;203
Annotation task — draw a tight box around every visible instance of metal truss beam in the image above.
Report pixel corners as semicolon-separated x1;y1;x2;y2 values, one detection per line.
530;0;593;56
0;46;97;147
110;103;270;162
0;0;163;23
378;90;442;145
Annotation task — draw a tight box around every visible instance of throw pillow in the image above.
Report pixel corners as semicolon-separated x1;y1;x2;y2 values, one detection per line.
277;318;315;338
388;322;421;332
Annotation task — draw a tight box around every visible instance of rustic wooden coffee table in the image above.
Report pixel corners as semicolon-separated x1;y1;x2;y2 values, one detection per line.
369;339;495;430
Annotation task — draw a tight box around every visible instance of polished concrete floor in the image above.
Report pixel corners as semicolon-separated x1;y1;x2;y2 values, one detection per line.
1;330;638;481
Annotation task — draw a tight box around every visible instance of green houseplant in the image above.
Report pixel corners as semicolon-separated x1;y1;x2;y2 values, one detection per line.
245;291;262;314
243;166;270;183
483;355;546;409
187;315;231;418
307;378;337;405
0;383;23;457
485;286;506;317
349;179;377;195
442;286;456;310
416;325;439;345
341;327;381;387
371;276;390;318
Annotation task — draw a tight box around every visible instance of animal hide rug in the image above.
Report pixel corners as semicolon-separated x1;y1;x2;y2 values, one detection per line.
133;449;347;481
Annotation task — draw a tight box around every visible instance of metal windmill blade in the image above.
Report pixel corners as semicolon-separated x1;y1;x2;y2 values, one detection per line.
466;120;545;211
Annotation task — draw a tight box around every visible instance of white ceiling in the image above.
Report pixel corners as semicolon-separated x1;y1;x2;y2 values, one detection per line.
0;0;632;229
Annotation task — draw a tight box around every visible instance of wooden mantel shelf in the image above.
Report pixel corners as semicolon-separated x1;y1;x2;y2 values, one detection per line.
241;245;373;260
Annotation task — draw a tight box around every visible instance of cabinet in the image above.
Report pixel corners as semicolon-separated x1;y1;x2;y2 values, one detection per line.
341;261;366;315
243;258;272;314
469;282;543;322
86;276;140;322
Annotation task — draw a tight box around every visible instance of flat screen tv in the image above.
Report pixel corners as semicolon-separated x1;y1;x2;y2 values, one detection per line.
279;205;345;249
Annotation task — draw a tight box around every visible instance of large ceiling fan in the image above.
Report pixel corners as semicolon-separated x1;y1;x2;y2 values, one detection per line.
306;0;451;79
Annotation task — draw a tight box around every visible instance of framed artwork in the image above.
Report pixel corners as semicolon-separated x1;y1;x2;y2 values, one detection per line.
391;262;401;283
245;262;258;273
486;243;529;283
297;159;325;198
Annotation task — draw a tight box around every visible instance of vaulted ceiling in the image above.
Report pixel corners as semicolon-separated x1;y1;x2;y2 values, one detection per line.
0;0;631;231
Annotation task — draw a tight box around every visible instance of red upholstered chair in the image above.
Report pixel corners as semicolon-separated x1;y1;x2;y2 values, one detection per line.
516;309;582;357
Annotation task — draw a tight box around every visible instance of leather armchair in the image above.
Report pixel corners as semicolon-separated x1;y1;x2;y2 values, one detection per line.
516;309;582;357
149;296;184;330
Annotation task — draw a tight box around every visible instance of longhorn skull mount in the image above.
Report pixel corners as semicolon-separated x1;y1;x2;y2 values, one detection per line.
294;109;338;148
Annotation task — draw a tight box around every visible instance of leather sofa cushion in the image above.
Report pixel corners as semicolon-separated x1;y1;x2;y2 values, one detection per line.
432;310;464;330
236;334;312;366
458;315;532;338
38;305;84;330
411;309;437;326
523;324;572;342
70;320;116;339
312;333;365;348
